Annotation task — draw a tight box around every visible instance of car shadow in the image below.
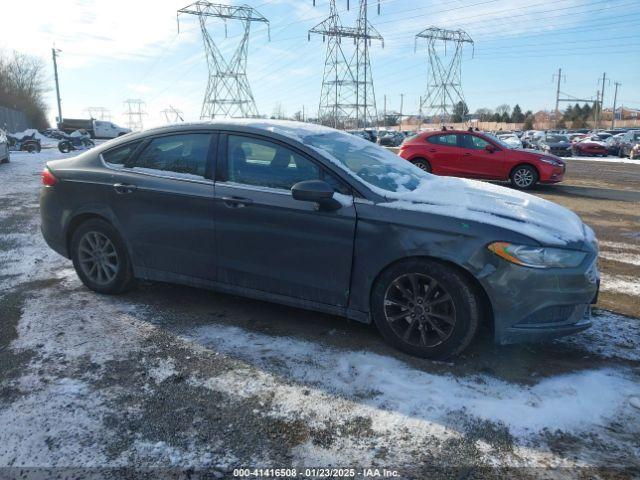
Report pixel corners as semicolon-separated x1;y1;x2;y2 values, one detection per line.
123;280;635;387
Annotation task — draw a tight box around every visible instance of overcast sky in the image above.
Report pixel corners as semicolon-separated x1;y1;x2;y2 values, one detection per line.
2;0;639;128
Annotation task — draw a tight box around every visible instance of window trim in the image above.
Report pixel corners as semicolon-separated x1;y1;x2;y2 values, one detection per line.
218;131;355;196
102;130;219;182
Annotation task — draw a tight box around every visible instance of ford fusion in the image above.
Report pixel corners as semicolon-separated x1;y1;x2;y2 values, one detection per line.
40;120;600;358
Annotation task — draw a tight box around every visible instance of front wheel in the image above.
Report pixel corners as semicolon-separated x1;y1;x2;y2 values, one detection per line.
371;259;481;359
58;141;71;153
70;219;135;294
510;165;538;190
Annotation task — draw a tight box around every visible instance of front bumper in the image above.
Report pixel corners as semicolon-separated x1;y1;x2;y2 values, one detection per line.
475;253;599;345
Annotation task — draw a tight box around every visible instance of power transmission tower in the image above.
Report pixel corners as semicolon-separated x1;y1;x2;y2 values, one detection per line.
415;27;473;124
86;107;111;121
309;0;383;129
123;99;147;131
161;106;184;123
177;2;269;119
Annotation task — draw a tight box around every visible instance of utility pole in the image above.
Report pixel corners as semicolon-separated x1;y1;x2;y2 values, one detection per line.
611;81;621;129
383;94;387;128
595;72;608;130
553;68;565;128
399;93;404;131
52;47;63;126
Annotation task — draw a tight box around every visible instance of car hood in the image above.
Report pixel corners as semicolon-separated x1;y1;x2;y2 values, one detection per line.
379;175;590;247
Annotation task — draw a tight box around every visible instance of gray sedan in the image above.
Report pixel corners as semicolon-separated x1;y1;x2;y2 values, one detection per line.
40;120;599;358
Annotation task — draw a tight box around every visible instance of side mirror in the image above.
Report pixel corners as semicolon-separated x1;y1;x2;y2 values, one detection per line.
291;180;341;211
485;144;496;153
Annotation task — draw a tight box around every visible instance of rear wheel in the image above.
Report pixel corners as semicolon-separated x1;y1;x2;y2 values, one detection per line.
70;219;135;294
510;164;538;190
371;259;481;359
411;158;432;173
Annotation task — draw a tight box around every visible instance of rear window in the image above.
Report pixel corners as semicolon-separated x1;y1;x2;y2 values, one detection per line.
102;141;141;166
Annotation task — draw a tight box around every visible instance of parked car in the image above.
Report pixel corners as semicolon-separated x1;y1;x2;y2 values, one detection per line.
0;128;9;164
496;133;523;149
398;129;566;189
605;133;625;156
521;130;544;149
58;118;131;139
39;120;598;359
618;130;640;159
378;130;404;147
572;136;609;157
537;134;573;157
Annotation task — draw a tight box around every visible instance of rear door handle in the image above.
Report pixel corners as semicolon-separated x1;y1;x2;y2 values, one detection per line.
221;196;253;208
113;183;137;194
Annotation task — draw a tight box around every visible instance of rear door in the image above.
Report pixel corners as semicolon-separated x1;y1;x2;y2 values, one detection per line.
104;131;217;280
457;134;507;179
423;133;460;175
213;132;356;306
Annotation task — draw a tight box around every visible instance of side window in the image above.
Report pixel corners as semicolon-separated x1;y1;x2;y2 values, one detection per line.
462;134;491;150
102;141;141;166
227;135;321;190
132;133;212;178
426;134;457;146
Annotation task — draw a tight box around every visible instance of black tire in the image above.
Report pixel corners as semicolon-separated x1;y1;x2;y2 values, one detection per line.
58;141;71;153
70;219;135;294
510;164;538;190
411;158;432;173
371;258;481;359
619;147;625;158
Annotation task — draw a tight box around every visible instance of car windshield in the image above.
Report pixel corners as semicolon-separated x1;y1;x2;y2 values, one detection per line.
546;135;569;142
302;131;426;193
485;133;512;149
633;133;640;141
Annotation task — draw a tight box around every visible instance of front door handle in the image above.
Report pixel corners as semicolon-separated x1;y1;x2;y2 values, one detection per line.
462;152;472;156
221;196;253;208
113;183;137;194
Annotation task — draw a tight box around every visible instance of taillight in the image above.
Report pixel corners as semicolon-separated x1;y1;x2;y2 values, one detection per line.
41;168;58;186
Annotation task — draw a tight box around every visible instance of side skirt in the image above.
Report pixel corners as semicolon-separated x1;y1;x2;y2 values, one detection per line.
135;266;371;324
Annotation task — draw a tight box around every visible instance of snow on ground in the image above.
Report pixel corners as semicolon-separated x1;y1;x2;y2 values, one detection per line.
568;155;640;165
559;311;640;362
180;321;640;437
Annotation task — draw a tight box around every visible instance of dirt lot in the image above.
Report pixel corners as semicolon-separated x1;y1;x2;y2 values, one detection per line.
0;150;639;478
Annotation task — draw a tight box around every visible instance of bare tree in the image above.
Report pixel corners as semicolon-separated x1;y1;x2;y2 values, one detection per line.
0;50;50;129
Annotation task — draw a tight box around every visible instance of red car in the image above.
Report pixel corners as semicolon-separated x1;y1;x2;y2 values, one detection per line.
572;137;609;157
398;130;565;189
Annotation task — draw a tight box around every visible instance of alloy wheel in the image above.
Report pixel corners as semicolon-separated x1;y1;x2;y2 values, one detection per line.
77;231;119;285
383;273;456;348
513;168;534;188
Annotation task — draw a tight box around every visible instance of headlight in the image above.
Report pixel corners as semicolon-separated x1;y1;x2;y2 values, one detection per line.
488;242;587;268
539;156;562;166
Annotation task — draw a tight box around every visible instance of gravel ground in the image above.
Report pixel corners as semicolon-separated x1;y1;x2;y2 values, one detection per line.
0;150;639;479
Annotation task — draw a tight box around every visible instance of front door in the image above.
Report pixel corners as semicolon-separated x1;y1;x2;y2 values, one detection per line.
214;133;356;307
457;134;506;179
104;132;217;280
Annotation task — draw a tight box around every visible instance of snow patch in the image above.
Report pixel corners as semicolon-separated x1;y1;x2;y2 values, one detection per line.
601;273;640;297
182;322;640;438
